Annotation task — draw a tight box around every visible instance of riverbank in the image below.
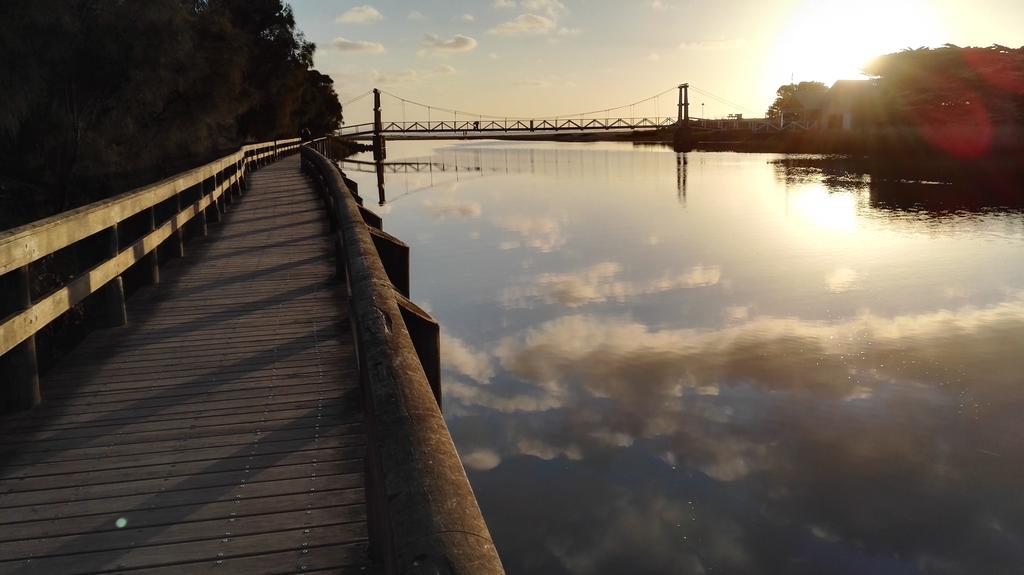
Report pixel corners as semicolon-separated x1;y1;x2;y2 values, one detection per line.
693;127;1024;187
490;125;1024;186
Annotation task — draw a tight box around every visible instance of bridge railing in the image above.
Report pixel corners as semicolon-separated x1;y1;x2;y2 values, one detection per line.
0;137;302;411
336;116;678;137
300;141;505;575
694;117;820;133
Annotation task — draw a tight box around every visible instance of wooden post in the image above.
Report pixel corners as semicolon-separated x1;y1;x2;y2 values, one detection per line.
144;207;160;285
94;226;127;329
205;177;222;224
170;193;185;258
195;184;209;237
221;168;233;207
0;266;41;411
369;228;410;297
237;158;246;195
397;297;442;410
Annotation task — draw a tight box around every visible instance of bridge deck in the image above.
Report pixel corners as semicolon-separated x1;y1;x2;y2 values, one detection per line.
0;155;372;574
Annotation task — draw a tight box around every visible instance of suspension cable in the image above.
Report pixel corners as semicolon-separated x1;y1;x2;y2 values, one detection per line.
341;90;373;106
377;85;679;122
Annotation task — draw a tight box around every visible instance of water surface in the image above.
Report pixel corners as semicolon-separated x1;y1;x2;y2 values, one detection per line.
344;141;1024;575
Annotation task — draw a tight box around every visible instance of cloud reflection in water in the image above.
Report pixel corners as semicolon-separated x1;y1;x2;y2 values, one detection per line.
501;262;721;308
445;296;1024;574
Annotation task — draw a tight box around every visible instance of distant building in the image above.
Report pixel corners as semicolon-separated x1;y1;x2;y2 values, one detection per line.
819;80;880;131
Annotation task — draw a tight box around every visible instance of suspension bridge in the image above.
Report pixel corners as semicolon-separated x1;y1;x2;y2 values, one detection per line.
334;83;809;142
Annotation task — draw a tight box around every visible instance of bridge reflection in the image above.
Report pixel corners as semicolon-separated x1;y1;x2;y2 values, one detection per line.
339;146;689;206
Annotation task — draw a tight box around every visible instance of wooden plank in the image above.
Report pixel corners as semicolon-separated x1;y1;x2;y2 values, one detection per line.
0;445;361;491
41;349;354;384
1;395;349;435
5;473;359;523
0;460;364;508
2;427;362;468
3;405;351;447
0;390;348;430
0;488;364;543
1;416;360;456
0;521;366;574
39;378;351;408
0;435;361;479
0;505;365;561
120;542;369;575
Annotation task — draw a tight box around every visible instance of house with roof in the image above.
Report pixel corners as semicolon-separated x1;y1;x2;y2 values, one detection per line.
819;79;881;131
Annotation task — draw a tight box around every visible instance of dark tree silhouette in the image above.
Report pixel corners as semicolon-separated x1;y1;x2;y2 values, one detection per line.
0;0;342;226
864;44;1024;126
766;82;829;121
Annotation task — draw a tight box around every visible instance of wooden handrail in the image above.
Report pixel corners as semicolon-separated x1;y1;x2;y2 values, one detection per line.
0;137;302;410
300;144;505;574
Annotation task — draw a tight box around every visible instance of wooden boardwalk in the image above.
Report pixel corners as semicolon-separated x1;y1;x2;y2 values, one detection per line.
0;155;372;574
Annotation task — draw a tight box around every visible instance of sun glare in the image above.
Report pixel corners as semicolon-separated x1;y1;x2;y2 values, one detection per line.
767;0;946;88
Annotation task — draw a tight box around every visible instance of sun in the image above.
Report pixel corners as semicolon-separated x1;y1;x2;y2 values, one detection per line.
765;0;946;89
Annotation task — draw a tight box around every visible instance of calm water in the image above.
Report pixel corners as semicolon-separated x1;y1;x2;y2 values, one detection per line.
345;141;1024;575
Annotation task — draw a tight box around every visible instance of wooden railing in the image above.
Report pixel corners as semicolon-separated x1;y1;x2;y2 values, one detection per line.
0;137;308;411
300;141;505;574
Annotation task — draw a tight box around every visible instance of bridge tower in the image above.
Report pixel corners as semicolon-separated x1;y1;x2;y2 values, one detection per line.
673;83;693;152
372;88;386;162
677;83;690;124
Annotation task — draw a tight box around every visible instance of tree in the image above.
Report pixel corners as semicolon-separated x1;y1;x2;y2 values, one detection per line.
767;81;829;121
0;0;342;223
863;45;1024;126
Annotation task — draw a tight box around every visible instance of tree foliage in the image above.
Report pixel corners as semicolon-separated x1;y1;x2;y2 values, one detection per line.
863;44;1024;126
0;0;342;219
766;82;829;120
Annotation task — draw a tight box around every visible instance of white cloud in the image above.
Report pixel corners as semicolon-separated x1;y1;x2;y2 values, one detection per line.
461;13;476;22
522;0;569;19
501;262;721;308
512;78;550;87
650;0;676;10
423;198;482;219
331;37;385;53
419;33;479;56
372;64;456;86
442;332;495;384
490;0;576;37
494;214;565;251
462;449;502;471
489;13;555;36
678;38;745;51
336;5;383;24
493;297;1024;407
723;305;751;321
493;0;517;8
407;10;426;20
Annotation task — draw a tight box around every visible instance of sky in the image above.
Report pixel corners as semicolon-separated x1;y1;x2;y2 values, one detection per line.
289;0;1024;124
